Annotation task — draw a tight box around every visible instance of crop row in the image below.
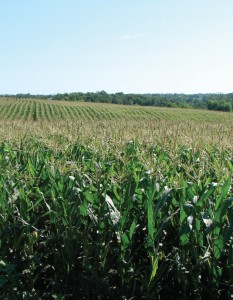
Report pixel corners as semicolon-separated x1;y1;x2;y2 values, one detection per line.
0;97;233;123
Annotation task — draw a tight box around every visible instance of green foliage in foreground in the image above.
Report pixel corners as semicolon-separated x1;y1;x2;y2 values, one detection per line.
0;140;233;299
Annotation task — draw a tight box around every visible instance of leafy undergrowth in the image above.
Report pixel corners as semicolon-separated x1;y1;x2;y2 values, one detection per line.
0;139;232;299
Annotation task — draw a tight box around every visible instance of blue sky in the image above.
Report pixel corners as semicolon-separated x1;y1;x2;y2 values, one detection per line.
0;0;233;94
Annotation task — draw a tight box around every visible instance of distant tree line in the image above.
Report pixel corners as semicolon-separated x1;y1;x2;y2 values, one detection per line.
2;91;233;112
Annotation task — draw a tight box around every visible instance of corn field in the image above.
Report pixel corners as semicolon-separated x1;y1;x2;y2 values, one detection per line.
0;98;233;299
0;97;233;122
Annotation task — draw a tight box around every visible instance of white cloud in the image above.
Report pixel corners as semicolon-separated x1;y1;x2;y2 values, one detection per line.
117;33;144;40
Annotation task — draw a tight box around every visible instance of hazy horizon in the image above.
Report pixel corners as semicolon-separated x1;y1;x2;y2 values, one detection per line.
1;91;233;96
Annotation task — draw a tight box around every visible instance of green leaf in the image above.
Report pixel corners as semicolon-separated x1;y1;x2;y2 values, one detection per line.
215;177;231;211
147;195;155;249
84;191;94;203
129;219;136;240
197;186;215;207
213;237;224;260
27;157;36;177
80;199;88;216
149;255;159;285
121;232;130;250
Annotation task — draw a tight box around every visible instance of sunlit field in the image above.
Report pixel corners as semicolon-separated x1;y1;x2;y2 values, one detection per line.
0;97;233;298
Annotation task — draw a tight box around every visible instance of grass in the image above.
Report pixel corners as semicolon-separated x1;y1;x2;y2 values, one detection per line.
0;97;233;298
